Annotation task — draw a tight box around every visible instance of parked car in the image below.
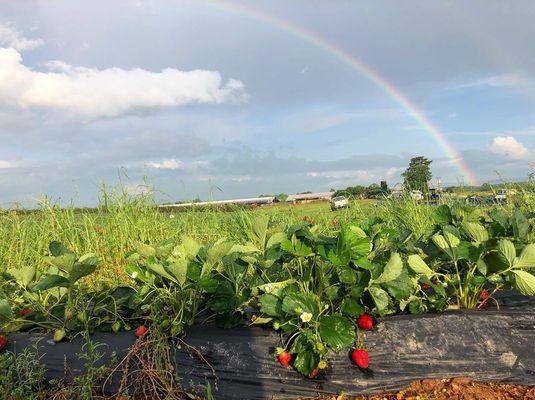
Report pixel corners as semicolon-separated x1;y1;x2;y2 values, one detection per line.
495;190;507;204
409;190;424;201
330;196;349;210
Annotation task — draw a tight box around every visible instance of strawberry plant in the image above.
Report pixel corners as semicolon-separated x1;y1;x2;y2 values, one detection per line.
0;242;135;338
406;205;535;308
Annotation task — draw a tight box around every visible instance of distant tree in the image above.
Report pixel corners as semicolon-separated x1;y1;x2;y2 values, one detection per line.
402;156;432;192
333;183;390;199
276;193;288;202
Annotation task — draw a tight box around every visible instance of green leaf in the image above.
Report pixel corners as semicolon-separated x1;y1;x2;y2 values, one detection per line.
256;279;295;296
476;259;488;275
513;244;535;269
198;276;218;293
510;270;535;295
251;215;269;247
368;285;390;313
374;252;402;284
323;286;338;302
498;239;516;267
148;263;177;283
259;293;281;317
462;222;489;242
431;233;449;251
230;243;260;254
512;210;530;239
294;348;320;376
33;274;70;291
319;314;355;351
281;292;318;316
407;254;433;276
490;209;509;229
433;205;452;225
133;241;156;258
69;261;97;283
166;260;188;286
45;253;76;273
155;239;174;258
266;232;287;249
207;239;234;265
340;297;364;317
49;241;73;257
338;266;357;284
280;238;314;257
338;225;371;260
444;231;460;248
384;271;412;300
351;271;371;298
181;236;201;258
6;265;36;287
0;299;13;321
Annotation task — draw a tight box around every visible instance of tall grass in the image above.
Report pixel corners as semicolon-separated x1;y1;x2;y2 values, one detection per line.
0;186;372;283
2;183;531;285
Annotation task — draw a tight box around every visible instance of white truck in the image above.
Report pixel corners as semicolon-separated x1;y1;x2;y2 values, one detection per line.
330;196;349;210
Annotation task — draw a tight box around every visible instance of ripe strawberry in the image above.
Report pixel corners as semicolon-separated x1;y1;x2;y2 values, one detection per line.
0;336;7;352
135;325;148;338
357;313;373;331
19;308;32;317
351;349;369;369
480;289;489;300
308;367;319;378
277;351;291;367
421;283;431;290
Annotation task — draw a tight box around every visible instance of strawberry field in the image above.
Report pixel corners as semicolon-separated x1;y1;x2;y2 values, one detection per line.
1;196;535;399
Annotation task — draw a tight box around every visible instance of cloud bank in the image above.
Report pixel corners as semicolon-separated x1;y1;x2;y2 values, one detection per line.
0;48;247;119
490;136;531;159
0;23;44;52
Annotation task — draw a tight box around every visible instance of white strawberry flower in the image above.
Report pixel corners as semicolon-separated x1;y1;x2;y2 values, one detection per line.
300;312;313;323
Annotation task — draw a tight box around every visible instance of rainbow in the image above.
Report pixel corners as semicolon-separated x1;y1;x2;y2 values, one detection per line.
195;1;478;185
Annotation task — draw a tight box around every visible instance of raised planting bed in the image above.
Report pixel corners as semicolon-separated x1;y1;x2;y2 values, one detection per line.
7;299;535;399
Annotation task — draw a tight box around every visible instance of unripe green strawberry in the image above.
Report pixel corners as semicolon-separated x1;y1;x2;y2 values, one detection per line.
54;328;66;343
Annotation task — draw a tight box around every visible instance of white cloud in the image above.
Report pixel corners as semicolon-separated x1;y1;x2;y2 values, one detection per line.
489;136;530;159
146;159;211;171
146;159;184;170
231;175;251;182
0;48;247;119
453;74;534;93
0;160;14;169
0;23;44;52
307;170;373;180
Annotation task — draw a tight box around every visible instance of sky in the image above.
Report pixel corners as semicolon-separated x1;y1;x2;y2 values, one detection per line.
0;0;534;206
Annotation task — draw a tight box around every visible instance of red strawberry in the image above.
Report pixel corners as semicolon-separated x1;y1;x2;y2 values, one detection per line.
357;314;373;331
277;351;291;367
0;336;7;352
351;349;369;369
19;308;32;317
308;367;319;378
134;325;148;338
421;283;431;290
480;289;489;300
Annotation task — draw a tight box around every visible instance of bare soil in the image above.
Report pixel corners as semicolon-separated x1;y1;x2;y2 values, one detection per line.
304;378;535;400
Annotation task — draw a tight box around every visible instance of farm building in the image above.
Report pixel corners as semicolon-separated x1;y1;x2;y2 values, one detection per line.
286;192;333;204
159;196;277;209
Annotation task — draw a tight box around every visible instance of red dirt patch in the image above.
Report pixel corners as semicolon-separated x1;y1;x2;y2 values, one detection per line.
305;378;535;400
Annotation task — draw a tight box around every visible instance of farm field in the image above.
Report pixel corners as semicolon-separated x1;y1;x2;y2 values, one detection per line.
1;188;535;399
1;3;535;398
0;196;378;284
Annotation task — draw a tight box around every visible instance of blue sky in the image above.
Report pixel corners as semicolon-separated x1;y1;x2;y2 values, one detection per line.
0;0;534;206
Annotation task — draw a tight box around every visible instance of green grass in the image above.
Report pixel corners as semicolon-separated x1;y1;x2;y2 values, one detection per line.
1;182;531;286
0;189;376;284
